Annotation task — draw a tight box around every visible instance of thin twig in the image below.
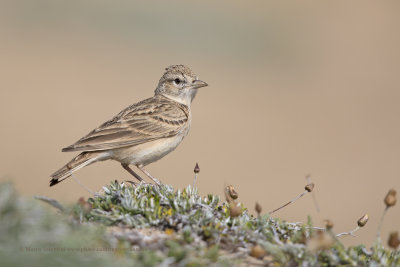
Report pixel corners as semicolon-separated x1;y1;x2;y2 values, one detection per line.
376;207;388;240
306;174;320;213
70;173;95;195
269;190;308;214
336;226;360;237
305;226;327;231
193;173;198;188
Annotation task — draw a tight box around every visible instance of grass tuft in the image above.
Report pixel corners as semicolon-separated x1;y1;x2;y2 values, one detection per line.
1;181;399;266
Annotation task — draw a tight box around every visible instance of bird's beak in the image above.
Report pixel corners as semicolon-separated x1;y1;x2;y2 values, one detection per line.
191;80;208;89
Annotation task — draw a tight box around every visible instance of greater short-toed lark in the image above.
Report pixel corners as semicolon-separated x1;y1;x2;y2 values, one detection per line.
50;65;207;187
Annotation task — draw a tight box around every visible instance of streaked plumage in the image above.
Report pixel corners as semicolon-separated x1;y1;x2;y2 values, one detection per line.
50;65;207;186
62;95;190;152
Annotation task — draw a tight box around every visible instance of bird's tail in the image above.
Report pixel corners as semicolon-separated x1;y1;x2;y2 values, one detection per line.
50;152;104;187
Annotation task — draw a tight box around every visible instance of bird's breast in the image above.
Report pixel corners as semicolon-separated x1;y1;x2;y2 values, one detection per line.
110;128;190;166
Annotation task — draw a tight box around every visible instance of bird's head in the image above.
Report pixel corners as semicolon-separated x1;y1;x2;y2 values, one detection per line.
155;65;208;106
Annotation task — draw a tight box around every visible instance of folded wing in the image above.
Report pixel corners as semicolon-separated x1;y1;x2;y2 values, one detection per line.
62;96;189;152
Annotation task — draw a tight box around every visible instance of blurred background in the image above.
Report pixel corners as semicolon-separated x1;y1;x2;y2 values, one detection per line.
0;0;399;246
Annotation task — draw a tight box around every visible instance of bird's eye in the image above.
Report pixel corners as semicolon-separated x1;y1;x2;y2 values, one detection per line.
174;78;181;85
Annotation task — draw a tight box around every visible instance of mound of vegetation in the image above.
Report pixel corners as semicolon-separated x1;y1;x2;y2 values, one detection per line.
0;181;399;266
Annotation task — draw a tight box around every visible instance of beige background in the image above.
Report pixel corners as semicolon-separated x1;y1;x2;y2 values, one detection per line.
0;1;399;246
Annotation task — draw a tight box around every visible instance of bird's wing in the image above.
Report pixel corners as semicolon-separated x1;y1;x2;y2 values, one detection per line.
62;96;189;152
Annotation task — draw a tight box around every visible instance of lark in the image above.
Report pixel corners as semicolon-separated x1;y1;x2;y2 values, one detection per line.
50;65;207;187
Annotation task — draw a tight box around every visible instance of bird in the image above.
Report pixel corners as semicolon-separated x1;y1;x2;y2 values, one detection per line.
50;65;207;187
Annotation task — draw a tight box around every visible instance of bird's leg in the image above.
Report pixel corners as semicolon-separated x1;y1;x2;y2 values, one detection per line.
137;165;162;186
121;163;144;182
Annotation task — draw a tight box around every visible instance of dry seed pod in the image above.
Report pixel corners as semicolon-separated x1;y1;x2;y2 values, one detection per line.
308;231;334;251
357;214;369;227
250;244;265;259
384;189;397;208
305;183;315;192
298;232;307;244
77;197;92;213
194;163;200;174
324;219;334;230
229;203;241;217
77;197;85;206
255;202;262;216
224;191;232;203
225;185;238;200
388;231;400;250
